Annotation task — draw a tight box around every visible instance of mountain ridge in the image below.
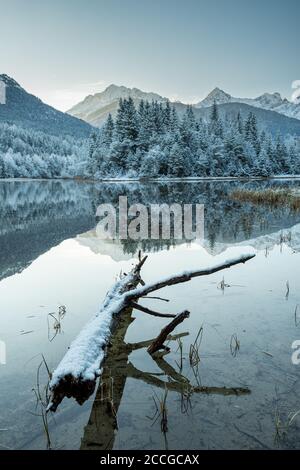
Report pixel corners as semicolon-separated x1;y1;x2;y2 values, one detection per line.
67;83;300;128
196;86;300;120
66;83;300;137
0;73;92;138
1;74;300;138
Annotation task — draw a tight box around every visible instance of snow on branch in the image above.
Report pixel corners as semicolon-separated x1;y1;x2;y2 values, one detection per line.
48;251;255;411
125;252;256;301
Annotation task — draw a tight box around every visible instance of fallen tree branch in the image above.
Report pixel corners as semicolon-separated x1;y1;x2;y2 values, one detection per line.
125;252;255;302
48;252;255;411
47;256;147;411
147;310;190;355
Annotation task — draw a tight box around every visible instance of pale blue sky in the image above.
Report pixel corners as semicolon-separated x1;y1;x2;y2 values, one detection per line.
0;0;299;110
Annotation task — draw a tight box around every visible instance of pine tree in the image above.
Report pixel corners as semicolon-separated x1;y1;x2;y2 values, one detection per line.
170;106;179;133
168;142;185;177
102;114;114;146
125;97;139;141
163;100;172;131
140;145;162;177
236;112;244;134
115;98;126;141
252;148;271;177
210;100;219;123
210;101;223;138
86;131;98;175
275;135;290;174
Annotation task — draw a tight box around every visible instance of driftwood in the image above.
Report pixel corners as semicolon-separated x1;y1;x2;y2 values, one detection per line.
48;254;147;412
49;251;255;412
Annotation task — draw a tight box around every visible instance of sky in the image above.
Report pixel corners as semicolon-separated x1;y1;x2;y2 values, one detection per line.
0;0;299;111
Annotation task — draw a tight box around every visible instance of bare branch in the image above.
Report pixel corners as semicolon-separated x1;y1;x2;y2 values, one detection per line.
129;332;189;351
130;301;176;318
141;296;170;302
148;310;190;355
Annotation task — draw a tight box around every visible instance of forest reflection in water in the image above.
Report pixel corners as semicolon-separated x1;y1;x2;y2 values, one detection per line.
1;178;300;282
0;178;300;450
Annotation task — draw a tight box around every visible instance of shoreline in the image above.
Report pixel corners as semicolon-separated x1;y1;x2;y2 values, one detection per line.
1;175;300;184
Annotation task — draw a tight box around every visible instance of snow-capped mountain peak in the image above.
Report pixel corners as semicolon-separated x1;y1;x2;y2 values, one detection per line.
195;87;300;120
254;92;284;109
68;84;167;126
68;81;300;127
197;87;232;107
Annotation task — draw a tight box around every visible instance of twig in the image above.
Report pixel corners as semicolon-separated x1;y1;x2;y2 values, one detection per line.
141;296;170;302
286;281;290;300
230;334;240;357
130;301;176;318
295;305;300;327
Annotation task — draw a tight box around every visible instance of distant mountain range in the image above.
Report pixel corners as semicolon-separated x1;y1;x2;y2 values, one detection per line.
1;74;300;139
195;87;300;120
67;83;300;138
0;74;92;138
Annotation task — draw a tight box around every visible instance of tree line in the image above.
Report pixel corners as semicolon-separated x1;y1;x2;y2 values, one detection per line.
87;98;300;178
0;99;299;179
0;122;86;178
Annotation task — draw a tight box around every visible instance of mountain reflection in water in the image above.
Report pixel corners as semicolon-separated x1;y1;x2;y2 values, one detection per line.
1;179;300;280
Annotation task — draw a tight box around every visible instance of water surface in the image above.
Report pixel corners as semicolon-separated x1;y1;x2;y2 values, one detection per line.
0;179;300;450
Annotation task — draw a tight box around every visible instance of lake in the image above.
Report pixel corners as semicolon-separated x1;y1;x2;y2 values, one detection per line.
0;178;300;450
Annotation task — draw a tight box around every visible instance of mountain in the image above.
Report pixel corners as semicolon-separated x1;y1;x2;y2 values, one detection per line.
196;87;232;107
68;84;167;126
68;83;300;137
195;102;300;137
0;74;92;138
196;87;300;121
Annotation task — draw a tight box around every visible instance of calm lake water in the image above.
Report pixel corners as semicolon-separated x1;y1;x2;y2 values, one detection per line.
0;179;300;450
